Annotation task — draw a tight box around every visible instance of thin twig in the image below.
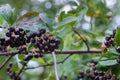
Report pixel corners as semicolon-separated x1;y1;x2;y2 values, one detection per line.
25;54;72;70
52;52;59;80
0;55;13;70
58;54;72;64
16;61;29;78
90;17;93;30
72;27;90;51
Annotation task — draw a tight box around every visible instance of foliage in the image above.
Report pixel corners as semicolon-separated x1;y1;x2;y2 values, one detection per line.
0;0;120;80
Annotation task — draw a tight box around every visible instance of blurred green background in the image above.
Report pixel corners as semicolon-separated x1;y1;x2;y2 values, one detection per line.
0;0;120;80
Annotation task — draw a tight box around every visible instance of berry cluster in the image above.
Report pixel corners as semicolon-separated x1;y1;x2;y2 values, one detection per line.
0;27;60;54
103;28;120;64
0;27;26;52
22;28;60;61
27;28;60;53
6;27;26;47
104;29;116;48
7;62;21;80
77;59;117;80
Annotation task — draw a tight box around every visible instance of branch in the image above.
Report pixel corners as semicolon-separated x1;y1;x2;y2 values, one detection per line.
0;50;20;56
0;55;13;70
55;49;102;54
16;61;29;78
24;54;72;70
0;49;102;56
52;52;59;80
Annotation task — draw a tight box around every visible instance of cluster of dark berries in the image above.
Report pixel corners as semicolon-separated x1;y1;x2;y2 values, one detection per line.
5;27;26;47
77;59;117;80
7;62;21;80
27;28;60;53
104;29;116;48
0;27;26;51
0;27;60;54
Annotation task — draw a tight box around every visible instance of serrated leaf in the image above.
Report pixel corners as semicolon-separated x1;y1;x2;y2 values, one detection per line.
114;27;120;46
55;16;77;31
99;60;117;66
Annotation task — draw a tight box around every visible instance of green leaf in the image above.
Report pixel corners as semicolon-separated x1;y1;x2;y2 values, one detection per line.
0;15;4;25
99;60;117;66
55;16;77;31
11;63;19;72
114;26;120;46
28;43;34;51
20;61;26;65
32;58;45;64
56;36;64;51
18;54;25;60
19;25;37;32
108;47;118;55
100;51;117;60
0;4;15;25
39;13;53;31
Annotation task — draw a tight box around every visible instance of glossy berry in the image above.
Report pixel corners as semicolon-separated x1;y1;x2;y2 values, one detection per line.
34;54;40;58
6;32;11;37
116;58;120;63
105;36;111;41
8;27;15;32
86;69;90;73
9;62;13;67
98;71;104;76
24;53;33;61
116;46;120;53
39;28;46;34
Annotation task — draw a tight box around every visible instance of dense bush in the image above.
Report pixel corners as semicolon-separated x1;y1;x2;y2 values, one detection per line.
0;0;120;80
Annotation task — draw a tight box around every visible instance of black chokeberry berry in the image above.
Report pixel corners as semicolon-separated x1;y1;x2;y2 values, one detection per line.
39;28;46;34
8;27;15;32
9;62;13;67
116;58;120;63
6;32;11;37
19;28;24;32
116;46;120;53
86;69;90;73
24;53;33;61
105;36;111;41
98;71;104;76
